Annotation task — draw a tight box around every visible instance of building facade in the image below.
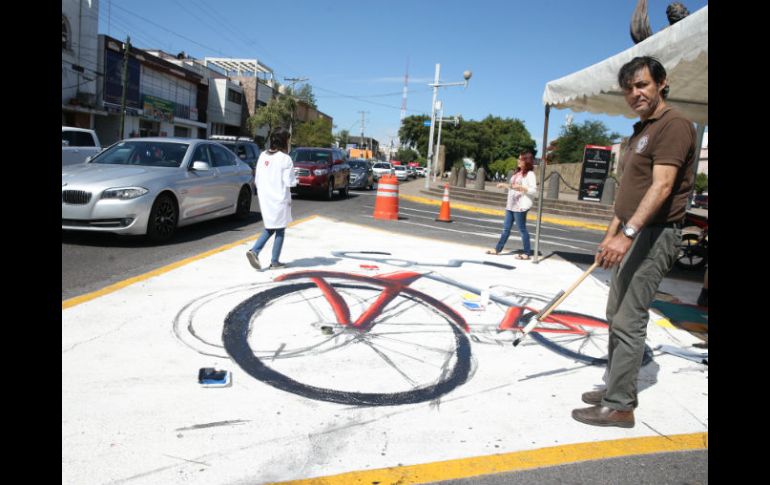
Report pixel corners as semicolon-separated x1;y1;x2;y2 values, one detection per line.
94;35;208;146
62;0;107;128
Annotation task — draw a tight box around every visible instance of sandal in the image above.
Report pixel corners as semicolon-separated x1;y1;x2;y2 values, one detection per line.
486;249;501;255
514;254;531;260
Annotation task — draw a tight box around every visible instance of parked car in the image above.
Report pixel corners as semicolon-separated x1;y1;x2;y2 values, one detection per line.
347;159;375;190
415;167;427;177
62;138;254;242
62;126;102;166
210;135;261;173
393;165;409;181
372;161;394;181
290;147;350;200
691;193;708;209
406;166;417;179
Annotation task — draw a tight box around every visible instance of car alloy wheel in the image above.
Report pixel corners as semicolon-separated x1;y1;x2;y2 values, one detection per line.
235;186;252;219
147;193;178;242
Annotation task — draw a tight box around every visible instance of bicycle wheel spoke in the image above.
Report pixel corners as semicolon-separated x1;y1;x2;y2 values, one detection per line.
359;338;420;386
366;332;458;355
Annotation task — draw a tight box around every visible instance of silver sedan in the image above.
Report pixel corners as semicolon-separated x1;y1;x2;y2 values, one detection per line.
62;137;255;242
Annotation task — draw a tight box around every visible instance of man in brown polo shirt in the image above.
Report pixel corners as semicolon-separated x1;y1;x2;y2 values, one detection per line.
571;56;696;428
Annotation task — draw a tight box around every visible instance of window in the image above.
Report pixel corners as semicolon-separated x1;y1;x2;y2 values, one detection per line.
210;144;236;167
227;89;243;104
62;15;70;50
62;131;96;147
245;144;258;159
192;145;211;164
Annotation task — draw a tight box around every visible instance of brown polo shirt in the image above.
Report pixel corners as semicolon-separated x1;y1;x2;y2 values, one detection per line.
614;106;696;224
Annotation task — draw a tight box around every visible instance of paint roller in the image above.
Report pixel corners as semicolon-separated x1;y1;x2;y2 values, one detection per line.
513;261;600;347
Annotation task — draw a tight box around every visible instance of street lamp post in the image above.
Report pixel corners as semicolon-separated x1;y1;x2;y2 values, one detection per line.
424;64;471;189
434;110;460;179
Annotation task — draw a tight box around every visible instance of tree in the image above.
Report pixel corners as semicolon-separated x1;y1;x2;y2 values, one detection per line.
293;117;334;147
395;147;419;164
248;96;296;143
286;83;317;109
548;120;621;164
398;115;431;156
335;129;351;148
694;173;708;194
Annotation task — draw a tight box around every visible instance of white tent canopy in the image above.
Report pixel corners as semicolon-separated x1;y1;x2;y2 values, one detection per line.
532;6;707;263
542;5;707;124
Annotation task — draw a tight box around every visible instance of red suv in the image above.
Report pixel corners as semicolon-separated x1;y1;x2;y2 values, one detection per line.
290;147;351;200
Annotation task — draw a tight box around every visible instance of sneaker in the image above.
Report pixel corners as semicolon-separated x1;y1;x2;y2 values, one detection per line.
246;251;261;270
268;262;287;270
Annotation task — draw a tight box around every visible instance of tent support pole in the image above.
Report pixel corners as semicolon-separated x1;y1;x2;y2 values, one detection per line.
689;123;706;208
533;104;550;264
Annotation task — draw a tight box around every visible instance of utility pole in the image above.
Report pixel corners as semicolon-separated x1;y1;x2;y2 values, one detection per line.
119;35;131;140
358;110;369;158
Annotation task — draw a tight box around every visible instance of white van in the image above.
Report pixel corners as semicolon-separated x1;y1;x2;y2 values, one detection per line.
62;126;102;166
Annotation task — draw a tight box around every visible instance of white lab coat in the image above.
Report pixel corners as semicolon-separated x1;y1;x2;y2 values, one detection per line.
254;150;298;229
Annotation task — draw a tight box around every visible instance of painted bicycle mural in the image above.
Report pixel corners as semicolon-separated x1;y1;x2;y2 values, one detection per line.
174;252;653;406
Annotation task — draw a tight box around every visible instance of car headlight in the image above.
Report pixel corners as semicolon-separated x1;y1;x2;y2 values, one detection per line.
101;187;149;200
313;168;329;176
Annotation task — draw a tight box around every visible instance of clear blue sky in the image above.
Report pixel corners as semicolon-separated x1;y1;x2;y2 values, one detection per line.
97;0;708;154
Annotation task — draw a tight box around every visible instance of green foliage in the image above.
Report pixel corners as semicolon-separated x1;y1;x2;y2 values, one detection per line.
248;96;296;142
398;115;536;170
335;129;350;148
547;120;620;164
694;173;708;194
488;157;519;176
395;147;419;164
286;84;317;108
293;117;334;147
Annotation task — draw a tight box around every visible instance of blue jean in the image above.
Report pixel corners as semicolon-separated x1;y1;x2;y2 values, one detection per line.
250;228;285;264
495;210;530;255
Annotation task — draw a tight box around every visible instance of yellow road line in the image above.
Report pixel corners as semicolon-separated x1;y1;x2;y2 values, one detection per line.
62;215;319;309
270;432;708;485
399;194;609;232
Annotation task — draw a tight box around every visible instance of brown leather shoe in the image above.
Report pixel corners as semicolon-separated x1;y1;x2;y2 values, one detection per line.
572;405;635;428
582;389;605;406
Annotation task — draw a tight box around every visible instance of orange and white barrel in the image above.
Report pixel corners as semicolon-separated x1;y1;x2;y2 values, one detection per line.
373;174;400;220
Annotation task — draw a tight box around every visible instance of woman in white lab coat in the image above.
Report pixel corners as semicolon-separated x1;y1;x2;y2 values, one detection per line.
246;128;298;270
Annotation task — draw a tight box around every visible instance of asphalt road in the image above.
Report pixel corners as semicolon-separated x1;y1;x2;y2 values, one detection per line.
62;184;703;300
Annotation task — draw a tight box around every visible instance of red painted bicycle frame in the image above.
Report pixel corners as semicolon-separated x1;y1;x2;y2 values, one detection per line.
274;270;607;336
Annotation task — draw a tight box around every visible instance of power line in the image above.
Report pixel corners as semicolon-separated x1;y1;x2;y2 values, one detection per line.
109;2;231;57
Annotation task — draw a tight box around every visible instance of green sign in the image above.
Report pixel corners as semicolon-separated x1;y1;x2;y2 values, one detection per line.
142;95;175;123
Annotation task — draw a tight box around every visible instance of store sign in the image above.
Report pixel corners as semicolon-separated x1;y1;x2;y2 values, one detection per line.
104;49;141;108
142;95;175;123
577;145;612;202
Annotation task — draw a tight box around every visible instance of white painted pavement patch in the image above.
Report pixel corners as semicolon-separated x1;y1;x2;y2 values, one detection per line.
62;216;707;485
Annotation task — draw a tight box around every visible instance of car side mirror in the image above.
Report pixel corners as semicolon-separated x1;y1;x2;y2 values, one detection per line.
62;140;70;147
190;161;212;171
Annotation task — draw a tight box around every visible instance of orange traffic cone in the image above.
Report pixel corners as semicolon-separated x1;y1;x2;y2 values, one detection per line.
373;174;399;220
436;184;453;222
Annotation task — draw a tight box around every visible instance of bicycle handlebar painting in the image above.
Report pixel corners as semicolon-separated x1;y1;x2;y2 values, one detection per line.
173;251;652;406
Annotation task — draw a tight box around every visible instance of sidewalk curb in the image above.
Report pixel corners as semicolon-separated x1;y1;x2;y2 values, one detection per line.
399;193;609;232
62;215;320;309
271;432;708;485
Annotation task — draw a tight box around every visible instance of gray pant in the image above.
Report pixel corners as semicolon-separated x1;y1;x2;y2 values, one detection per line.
602;225;680;411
